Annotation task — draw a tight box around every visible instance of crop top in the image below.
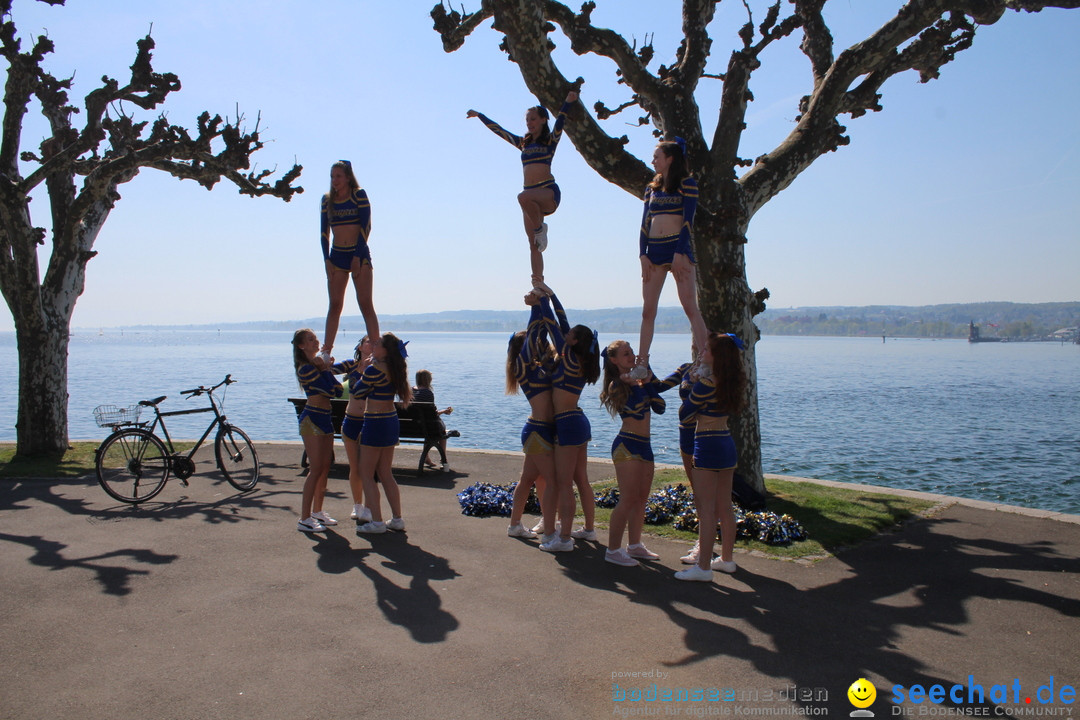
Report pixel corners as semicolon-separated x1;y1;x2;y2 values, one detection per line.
540;294;590;396
331;358;369;401
639;176;698;258
352;363;398;403
475;101;571;169
297;364;343;400
619;378;667;422
513;303;552;400
320;188;371;257
680;376;729;424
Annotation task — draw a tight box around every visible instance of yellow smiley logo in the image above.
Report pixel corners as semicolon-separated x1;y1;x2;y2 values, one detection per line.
848;678;877;709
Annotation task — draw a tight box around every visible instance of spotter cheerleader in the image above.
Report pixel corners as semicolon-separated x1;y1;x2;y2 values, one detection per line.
292;329;343;533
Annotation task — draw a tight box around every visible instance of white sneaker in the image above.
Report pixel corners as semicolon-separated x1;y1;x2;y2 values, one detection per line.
350;504;372;523
533;223;548;252
627;543;660;560
508;524;537;539
680;541;700;565
674;566;713;582
387;517;405;532
604;548;639;567
356;521;387;535
440;462;451;472
570;528;597;541
531;519;545;534
711;557;737;574
539;535;574;553
297;516;326;533
311;510;337;527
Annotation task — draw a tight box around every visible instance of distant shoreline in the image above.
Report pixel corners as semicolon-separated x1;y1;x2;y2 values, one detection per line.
58;300;1080;342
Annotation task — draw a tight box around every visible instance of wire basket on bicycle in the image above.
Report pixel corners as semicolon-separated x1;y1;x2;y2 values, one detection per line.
92;404;141;427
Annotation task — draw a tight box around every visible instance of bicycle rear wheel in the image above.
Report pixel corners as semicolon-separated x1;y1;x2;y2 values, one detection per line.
95;429;170;503
216;425;260;491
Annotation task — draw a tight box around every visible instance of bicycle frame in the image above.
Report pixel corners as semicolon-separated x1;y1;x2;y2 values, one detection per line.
139;377;232;460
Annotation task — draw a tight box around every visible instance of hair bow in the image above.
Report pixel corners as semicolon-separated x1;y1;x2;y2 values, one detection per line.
724;333;745;350
591;330;599;355
339;159;352;169
673;136;686;155
508;332;518;347
600;346;609;360
397;339;409;358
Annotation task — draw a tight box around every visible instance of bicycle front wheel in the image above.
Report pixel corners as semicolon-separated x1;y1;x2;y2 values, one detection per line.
95;429;170;504
216;425;260;491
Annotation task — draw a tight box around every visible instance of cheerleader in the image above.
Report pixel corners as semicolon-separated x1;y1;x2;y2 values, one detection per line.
353;333;412;534
675;332;748;581
467;89;578;291
598;340;667;566
536;290;600;552
291;329;343;533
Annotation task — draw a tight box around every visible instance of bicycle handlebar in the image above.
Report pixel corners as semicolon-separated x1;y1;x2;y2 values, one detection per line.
181;374;236;398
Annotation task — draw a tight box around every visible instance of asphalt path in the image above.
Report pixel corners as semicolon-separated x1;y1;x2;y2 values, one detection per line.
1;443;1077;719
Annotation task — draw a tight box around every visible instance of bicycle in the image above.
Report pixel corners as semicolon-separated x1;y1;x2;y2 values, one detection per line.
93;374;260;504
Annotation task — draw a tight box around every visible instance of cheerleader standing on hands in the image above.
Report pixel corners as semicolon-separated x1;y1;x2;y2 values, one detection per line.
319;160;379;363
634;139;708;378
467;89;579;292
291;329;343;533
676;332;748;582
598;340;668;567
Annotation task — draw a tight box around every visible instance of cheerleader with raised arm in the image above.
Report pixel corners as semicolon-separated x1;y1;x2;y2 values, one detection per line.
503;291;558;539
675;332;748;582
467;89;579;292
536;290;600;552
598;340;668;566
353;333;412;535
632;138;709;379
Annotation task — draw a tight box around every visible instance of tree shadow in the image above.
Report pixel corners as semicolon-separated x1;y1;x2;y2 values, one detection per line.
0;530;178;596
307;529;461;644
558;513;1080;713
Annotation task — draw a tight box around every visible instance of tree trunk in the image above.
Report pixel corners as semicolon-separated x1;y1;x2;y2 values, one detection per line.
694;212;764;493
14;310;71;455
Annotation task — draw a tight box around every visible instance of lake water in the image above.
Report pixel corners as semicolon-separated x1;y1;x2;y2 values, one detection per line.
1;331;1077;515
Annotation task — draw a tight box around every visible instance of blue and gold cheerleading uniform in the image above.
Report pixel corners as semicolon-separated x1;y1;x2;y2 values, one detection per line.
639;176;698;266
610;378;666;464
474;101;571;212
681;376;736;471
296;363;344;436
514;303;556;455
352;363;400;448
332;358;369;442
539;293;593;447
320;188;372;271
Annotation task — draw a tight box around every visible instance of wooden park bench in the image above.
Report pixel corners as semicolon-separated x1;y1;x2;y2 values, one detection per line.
286;398;460;474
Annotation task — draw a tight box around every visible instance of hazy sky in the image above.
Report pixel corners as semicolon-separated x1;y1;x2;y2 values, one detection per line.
4;1;1078;331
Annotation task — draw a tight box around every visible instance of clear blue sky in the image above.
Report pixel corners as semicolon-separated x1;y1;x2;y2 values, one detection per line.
4;0;1078;331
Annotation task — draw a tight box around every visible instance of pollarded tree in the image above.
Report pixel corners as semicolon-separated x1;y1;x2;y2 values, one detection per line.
431;0;1078;492
0;0;302;456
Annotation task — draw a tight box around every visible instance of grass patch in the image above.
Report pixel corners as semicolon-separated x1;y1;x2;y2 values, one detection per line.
0;441;197;479
0;442;100;479
588;468;936;560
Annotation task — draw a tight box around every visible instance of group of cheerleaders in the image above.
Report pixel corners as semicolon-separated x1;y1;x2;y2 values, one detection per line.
289;91;749;582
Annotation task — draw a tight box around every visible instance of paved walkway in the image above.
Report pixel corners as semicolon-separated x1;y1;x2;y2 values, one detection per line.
1;443;1077;719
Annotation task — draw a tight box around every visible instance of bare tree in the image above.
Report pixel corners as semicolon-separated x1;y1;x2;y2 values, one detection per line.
0;0;302;456
431;0;1078;492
